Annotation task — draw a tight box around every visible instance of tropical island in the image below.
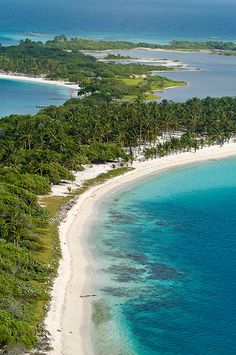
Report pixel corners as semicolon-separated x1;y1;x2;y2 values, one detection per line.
0;37;186;102
46;35;236;55
1;35;236;354
1;93;236;352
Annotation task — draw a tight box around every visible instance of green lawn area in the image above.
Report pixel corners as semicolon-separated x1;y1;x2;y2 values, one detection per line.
145;92;161;100
123;94;138;100
149;78;186;91
123;93;160;101
120;77;144;86
121;75;185;101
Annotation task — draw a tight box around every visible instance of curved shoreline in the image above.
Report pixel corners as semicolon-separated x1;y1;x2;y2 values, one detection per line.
45;142;236;355
0;73;80;91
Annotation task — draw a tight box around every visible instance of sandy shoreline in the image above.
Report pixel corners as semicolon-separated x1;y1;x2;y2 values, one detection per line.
135;46;211;54
0;73;80;91
45;142;236;355
83;50;188;69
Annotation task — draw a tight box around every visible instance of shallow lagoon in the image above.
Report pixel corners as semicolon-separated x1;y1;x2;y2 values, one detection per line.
90;157;236;354
105;49;236;102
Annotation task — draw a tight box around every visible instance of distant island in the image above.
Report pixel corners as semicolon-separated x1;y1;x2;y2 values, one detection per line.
0;36;186;102
2;34;235;105
47;35;236;55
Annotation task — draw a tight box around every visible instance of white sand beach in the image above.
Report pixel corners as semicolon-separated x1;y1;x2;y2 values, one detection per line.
45;142;236;355
0;73;80;91
82;49;188;67
135;47;206;53
99;57;185;68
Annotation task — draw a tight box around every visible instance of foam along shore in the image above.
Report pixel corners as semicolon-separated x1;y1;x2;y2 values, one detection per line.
45;142;236;355
0;73;80;91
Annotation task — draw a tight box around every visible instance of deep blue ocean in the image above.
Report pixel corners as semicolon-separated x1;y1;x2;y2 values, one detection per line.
90;158;236;354
0;0;236;44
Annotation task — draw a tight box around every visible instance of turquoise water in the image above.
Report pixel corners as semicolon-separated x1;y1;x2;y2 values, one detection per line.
90;157;236;354
0;0;236;45
0;78;71;117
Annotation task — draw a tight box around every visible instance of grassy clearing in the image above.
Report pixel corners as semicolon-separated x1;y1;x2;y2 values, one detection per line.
83;167;133;188
69;167;133;196
145;93;161;100
124;93;160;101
149;78;186;91
120;75;186;101
40;195;71;217
120;77;144;86
36;223;61;266
123;94;137;101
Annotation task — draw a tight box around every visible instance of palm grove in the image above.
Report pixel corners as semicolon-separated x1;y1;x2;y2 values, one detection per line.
1;36;236;352
1;96;236;351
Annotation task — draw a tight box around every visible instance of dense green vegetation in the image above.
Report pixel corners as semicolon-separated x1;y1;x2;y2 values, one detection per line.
0;112;129;183
46;35;236;54
0;37;184;101
2;96;236;181
0;168;57;351
155;40;236;56
104;54;134;60
166;40;236;51
46;35;137;50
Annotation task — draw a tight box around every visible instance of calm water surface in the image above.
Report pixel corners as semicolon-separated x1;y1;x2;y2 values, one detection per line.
90;157;236;354
103;49;236;102
0;79;71;117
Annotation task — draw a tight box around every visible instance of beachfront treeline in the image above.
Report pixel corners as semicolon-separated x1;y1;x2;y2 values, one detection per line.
1;95;236;351
2;96;236;179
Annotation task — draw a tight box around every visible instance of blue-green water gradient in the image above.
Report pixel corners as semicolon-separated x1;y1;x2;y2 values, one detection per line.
90;157;236;354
